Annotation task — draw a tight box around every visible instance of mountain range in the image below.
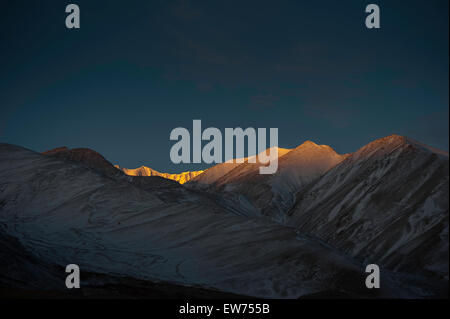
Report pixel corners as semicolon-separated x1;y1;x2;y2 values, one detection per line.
0;135;448;298
115;165;203;184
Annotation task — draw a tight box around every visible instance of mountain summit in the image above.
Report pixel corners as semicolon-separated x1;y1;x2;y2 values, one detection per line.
43;146;122;178
187;139;347;220
116;165;204;184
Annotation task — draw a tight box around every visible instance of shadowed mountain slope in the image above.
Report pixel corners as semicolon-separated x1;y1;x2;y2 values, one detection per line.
1;143;418;298
1;135;448;298
288;135;449;280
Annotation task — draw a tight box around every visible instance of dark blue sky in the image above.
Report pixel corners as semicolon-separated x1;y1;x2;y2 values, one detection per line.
1;0;448;172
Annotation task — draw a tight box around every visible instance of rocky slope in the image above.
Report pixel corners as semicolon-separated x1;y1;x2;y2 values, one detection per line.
186;135;449;283
287;135;449;280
